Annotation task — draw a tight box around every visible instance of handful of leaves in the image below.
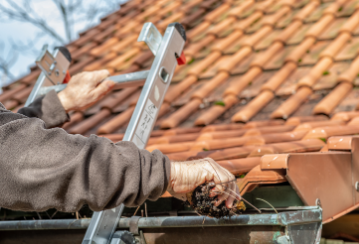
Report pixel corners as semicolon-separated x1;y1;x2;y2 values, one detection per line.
187;183;246;218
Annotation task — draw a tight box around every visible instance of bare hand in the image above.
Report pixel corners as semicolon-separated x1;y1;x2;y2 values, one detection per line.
167;158;240;209
58;70;115;112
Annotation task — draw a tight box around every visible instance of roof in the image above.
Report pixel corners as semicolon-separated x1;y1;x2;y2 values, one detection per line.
3;0;359;223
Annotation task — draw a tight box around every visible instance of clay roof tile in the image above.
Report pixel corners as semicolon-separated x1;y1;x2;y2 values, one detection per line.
194;94;238;126
319;32;352;60
191;72;229;99
0;84;27;103
262;6;291;27
228;0;255;17
204;3;231;23
293;1;320;21
303;125;359;140
69;109;111;135
231;90;274;123
271;86;313;119
223;66;262;97
160;98;202;129
312;82;353;115
97;106;135;134
305;14;335;39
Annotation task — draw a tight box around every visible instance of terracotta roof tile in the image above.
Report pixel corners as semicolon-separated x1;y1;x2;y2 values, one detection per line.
297;57;334;88
71;42;98;60
300;40;331;65
0;84;27;103
232;90;274;123
223;66;261;96
192;72;229;99
312;62;350;90
93;25;119;44
69;56;96;74
106;47;141;69
285;36;316;63
327;135;354;151
271;86;313;119
331;111;359;122
160;98;202;129
320;32;352;59
12;86;33;103
97;106;135;134
3;99;19;110
180;0;201;13
164;75;197;103
303;125;359;140
238;166;286;195
217;157;261;176
83;52;118;71
294;1;320;21
305;2;332;22
218;46;252;72
263;6;292;27
254;0;276;13
261;62;297;92
313;82;353;115
285;115;328;125
251;42;284;68
305;14;335;38
294;120;345;131
338;54;359;82
72;29;101;47
318;18;347;40
336;37;359;61
322;1;345;17
90;37;119;57
249;139;325;157
188;51;221;76
341;8;359;33
62;112;83;131
21;69;41;84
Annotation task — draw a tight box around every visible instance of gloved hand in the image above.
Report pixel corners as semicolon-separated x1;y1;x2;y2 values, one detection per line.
167;158;240;209
58;70;115;112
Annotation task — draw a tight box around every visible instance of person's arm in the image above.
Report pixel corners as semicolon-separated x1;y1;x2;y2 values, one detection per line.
17;90;69;128
0;106;170;212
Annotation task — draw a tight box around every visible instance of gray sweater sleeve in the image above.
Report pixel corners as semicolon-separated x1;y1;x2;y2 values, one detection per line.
0;102;171;212
17;90;69;128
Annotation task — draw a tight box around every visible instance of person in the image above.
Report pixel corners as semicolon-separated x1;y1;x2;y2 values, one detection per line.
0;70;239;213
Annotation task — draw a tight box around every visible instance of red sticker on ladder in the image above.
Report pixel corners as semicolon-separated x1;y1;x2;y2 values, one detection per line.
176;52;186;65
63;70;71;84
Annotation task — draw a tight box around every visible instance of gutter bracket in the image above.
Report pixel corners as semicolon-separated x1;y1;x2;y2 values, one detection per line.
129;216;141;236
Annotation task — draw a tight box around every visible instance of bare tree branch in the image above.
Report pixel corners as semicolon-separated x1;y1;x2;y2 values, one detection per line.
0;0;127;85
0;0;67;43
52;0;73;41
0;41;18;89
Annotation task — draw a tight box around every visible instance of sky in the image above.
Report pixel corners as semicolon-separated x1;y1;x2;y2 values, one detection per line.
0;0;126;91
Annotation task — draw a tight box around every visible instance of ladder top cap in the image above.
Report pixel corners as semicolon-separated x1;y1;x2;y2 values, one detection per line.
169;22;186;42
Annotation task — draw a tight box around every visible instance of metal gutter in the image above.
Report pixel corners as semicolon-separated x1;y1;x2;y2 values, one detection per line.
0;208;321;231
0;208;322;244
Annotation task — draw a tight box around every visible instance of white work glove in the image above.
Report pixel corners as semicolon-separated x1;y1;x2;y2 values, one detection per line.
58;70;115;112
167;158;240;209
